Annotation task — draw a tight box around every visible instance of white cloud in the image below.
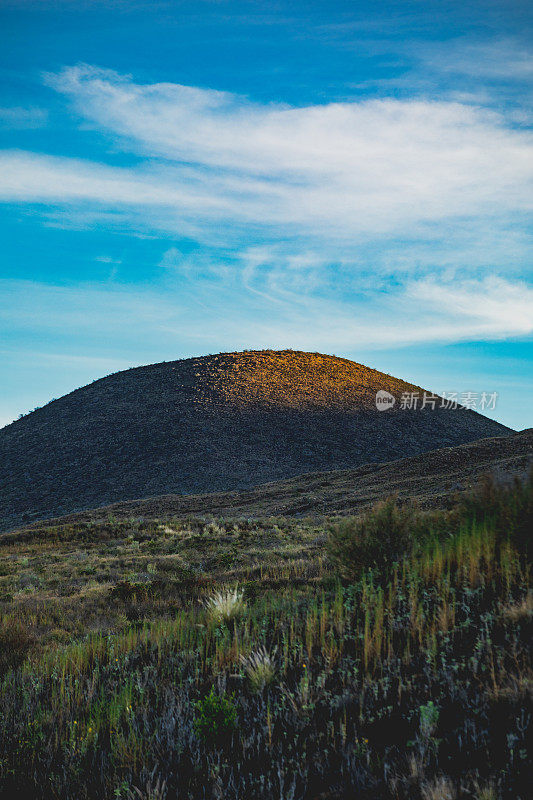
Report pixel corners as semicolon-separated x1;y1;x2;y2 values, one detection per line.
0;348;134;372
420;38;533;82
0;64;530;249
406;275;533;341
0;106;48;129
0;64;531;358
1;274;531;359
95;255;122;264
0;150;227;210
348;37;533;113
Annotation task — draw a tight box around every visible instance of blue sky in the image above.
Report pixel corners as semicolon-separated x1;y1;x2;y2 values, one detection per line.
0;0;532;430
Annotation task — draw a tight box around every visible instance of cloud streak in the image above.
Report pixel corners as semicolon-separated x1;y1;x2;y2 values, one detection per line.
0;63;531;365
0;64;529;248
1;274;531;356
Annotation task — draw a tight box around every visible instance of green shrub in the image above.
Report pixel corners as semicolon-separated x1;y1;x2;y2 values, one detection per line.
460;467;533;554
419;700;439;738
110;579;150;601
327;497;415;580
193;688;238;744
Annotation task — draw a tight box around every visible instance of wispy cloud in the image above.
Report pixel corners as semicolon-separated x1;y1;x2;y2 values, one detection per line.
95;255;122;264
420;38;533;82
1;274;531;358
345;36;533;115
406;276;533;341
0;63;531;364
0;64;529;252
0;106;48;129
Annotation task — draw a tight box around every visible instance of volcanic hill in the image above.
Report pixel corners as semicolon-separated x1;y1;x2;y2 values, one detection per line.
0;349;512;530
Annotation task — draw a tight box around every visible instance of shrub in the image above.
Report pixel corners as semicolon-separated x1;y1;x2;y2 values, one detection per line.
0;616;35;674
459;467;533;554
193;688;238;744
327;497;415;580
419;700;439;739
204;586;245;625
110;579;150;601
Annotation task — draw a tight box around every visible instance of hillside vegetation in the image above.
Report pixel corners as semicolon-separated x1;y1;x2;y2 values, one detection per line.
0;474;530;799
0;350;512;530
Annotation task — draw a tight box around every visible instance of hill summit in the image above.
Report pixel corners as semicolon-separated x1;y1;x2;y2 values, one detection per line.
0;349;512;530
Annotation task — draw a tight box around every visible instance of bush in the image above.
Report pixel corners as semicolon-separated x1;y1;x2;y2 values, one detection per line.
110;579;150;601
459;467;533;554
0;617;35;674
419;700;440;739
193;688;238;745
327;497;416;580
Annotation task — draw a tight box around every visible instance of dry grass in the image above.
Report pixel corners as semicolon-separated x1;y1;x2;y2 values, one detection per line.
501;592;533;623
0;517;324;646
473;780;498;800
204;586;246;625
127;773;168;800
421;776;456;800
240;646;277;692
0;477;530;799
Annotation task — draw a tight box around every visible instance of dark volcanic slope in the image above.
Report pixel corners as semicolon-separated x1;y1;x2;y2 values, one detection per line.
0;349;512;530
18;428;531;529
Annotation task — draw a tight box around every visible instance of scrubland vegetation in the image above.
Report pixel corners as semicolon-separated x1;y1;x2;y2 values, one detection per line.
0;474;531;799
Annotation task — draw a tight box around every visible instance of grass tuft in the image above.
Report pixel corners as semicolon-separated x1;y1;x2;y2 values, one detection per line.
240;646;277;692
204;585;246;624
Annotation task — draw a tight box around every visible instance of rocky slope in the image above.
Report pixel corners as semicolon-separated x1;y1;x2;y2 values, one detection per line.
11;428;529;531
0;350;512;530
